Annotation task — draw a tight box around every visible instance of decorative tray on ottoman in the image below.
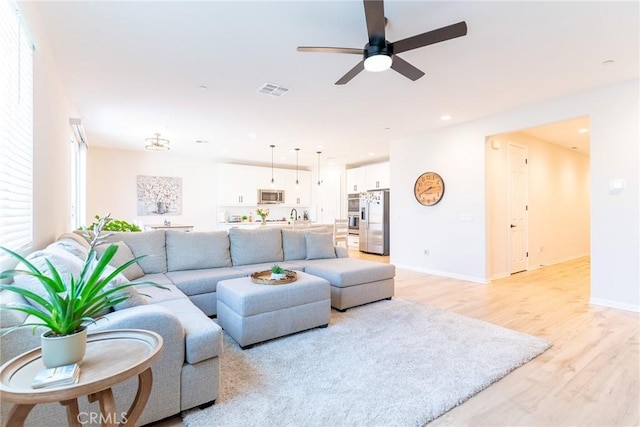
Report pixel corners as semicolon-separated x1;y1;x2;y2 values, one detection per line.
250;270;297;285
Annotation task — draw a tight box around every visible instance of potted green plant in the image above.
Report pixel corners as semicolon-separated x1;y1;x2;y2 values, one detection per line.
0;214;164;368
85;214;141;232
270;264;286;280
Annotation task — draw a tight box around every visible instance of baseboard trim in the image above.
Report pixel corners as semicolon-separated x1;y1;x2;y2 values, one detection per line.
394;264;488;284
589;297;640;313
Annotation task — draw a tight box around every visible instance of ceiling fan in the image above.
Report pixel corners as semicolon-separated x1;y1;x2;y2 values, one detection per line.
297;0;468;85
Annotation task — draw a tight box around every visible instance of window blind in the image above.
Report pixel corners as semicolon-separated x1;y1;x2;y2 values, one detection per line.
0;1;34;258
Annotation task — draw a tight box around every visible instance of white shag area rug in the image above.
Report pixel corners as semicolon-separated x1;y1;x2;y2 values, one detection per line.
183;298;550;427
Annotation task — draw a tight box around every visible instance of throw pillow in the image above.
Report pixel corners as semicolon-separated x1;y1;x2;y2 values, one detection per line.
56;232;91;250
282;229;308;261
95;241;145;281
47;239;88;261
229;227;284;266
305;232;337;260
103;231;167;273
166;230;232;271
12;250;85;312
102;265;148;311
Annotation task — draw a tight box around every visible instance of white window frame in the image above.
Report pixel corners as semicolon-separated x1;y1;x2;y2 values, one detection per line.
0;1;34;266
69;119;87;230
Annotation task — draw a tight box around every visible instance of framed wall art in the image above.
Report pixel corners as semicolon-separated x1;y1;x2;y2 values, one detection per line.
137;175;182;215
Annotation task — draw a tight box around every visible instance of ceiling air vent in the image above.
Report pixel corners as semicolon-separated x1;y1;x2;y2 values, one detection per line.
258;83;290;97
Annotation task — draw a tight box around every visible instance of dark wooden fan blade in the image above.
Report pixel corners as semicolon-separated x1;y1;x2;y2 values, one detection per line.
390;56;425;81
390;21;467;54
363;0;386;43
335;61;365;85
297;46;364;55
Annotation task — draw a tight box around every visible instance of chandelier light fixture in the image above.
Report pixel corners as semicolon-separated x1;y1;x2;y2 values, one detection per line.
295;148;300;189
270;144;276;186
145;133;170;151
316;151;322;186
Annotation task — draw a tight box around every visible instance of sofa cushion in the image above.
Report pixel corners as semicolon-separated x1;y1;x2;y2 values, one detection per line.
50;237;88;260
229;227;283;266
301;258;395;288
134;278;189;304
96;241;145;281
105;231;167;273
0;290;29;328
57;232;91;250
12;249;84;312
103;265;148;310
165;268;246;296
149;298;223;363
166;230;232;271
281;229;307;261
305;232;337;260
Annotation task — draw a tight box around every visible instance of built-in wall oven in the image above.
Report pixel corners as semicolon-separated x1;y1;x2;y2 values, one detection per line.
347;193;360;234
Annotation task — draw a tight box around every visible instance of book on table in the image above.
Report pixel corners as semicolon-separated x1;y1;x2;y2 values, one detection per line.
31;363;80;389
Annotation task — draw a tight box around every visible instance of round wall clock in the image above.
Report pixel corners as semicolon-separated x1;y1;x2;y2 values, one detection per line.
414;172;445;206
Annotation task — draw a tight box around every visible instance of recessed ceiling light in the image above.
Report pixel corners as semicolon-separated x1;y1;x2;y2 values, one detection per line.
368;152;375;156
249;133;257;139
440;114;452;121
578;128;589;134
601;59;614;66
199;85;208;90
195;140;209;144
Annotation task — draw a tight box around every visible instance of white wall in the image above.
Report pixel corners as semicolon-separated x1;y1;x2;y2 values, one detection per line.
21;3;76;250
487;132;590;278
86;147;219;231
391;79;639;311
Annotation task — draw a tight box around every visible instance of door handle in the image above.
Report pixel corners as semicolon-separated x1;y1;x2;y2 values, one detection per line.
510;224;516;228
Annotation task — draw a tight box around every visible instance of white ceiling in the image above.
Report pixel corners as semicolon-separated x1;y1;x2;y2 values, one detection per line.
23;1;638;168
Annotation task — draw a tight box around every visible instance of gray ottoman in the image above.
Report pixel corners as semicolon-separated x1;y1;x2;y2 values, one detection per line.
217;271;331;349
303;258;395;311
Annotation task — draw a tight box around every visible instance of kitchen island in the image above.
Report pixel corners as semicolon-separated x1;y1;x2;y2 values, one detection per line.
217;221;330;232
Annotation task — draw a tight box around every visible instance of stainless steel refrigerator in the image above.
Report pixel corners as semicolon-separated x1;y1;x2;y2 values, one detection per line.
359;190;390;255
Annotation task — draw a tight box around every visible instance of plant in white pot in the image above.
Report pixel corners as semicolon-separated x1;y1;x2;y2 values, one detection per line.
270;264;287;280
0;214;164;368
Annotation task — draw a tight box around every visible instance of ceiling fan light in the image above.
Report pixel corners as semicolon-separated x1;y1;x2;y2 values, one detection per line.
364;54;392;72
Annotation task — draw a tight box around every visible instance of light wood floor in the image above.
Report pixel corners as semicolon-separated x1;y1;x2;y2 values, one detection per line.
153;254;639;427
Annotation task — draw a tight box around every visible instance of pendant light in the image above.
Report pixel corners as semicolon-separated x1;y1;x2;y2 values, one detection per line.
295;148;300;189
316;151;322;186
270;145;275;187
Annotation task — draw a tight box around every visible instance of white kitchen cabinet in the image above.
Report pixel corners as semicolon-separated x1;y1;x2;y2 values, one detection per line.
348;234;359;249
218;163;312;208
346;167;366;193
290;170;311;206
217;164;259;205
255;165;280;190
347;162;390;193
364;161;390;190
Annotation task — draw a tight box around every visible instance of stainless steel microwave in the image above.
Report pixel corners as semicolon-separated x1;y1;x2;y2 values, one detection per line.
258;189;285;204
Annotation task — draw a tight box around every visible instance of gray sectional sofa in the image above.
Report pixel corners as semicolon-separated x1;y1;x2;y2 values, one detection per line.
0;226;395;426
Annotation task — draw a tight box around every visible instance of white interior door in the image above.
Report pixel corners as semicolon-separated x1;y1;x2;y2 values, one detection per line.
508;143;528;274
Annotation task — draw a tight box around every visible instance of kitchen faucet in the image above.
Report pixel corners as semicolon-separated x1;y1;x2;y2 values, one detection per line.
290;208;298;221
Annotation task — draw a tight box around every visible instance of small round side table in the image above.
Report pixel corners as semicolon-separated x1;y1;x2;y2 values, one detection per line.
0;329;163;427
